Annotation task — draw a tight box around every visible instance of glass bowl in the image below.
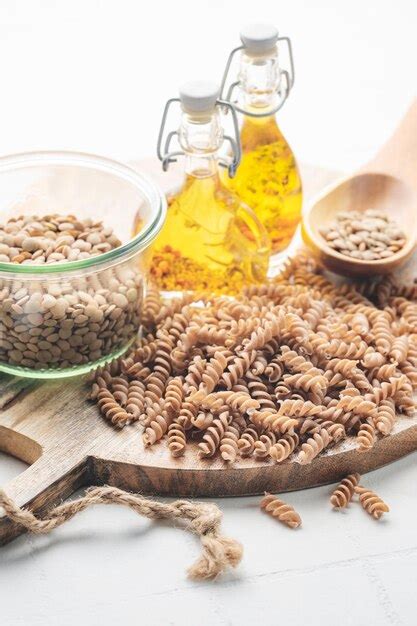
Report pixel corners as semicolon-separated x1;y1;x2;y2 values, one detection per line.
0;151;166;379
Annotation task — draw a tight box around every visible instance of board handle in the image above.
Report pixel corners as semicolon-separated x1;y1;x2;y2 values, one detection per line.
0;449;90;546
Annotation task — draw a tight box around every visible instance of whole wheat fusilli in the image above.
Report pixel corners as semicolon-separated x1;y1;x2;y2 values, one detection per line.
89;250;416;465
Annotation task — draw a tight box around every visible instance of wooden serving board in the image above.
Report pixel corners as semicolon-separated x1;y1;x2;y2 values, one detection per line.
0;160;416;547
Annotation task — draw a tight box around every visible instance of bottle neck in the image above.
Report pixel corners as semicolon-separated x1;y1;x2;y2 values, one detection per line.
179;111;223;179
238;47;281;116
184;154;219;178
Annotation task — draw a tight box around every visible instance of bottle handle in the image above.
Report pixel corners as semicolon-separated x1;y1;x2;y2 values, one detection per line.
219;37;295;118
217;99;241;177
156;97;182;171
156;98;242;178
219;45;244;104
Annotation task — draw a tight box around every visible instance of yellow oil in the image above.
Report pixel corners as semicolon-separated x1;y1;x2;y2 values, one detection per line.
135;171;269;294
224;115;303;255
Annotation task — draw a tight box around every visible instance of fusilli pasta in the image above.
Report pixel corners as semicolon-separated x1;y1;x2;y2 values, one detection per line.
89;249;416;467
260;493;302;528
355;485;390;519
330;473;361;509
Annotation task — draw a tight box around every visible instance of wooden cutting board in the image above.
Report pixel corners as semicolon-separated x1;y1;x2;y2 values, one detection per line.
1;160;416;547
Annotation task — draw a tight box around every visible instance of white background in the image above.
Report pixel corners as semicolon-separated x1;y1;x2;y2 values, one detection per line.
0;0;415;170
0;1;416;625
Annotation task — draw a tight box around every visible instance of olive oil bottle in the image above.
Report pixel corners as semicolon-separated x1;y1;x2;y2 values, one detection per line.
134;81;270;294
220;24;302;261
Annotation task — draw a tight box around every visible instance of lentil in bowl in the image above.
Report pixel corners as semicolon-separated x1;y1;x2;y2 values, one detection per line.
0;151;166;378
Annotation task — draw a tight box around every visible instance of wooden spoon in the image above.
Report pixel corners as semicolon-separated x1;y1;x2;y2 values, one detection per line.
302;100;417;276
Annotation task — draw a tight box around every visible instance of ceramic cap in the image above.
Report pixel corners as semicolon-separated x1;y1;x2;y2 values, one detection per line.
240;23;279;54
179;81;220;116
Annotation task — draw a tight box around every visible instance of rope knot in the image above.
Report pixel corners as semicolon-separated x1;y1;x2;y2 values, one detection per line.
190;503;222;536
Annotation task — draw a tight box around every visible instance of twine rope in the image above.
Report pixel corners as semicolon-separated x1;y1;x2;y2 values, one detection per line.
0;486;242;580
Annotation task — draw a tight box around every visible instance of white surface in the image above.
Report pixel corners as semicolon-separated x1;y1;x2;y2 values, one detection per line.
0;1;416;625
1;453;417;625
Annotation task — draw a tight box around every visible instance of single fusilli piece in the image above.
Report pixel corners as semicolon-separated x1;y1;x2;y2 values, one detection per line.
97;388;131;428
369;310;393;355
374;398;396;435
191;411;215;430
283;371;327;398
320;420;346;443
253;432;277;459
111;376;129;406
164;377;185;419
185;356;206;392
141;286;162;331
260;493;302;529
244;313;285;351
337;393;378;418
269;433;300;462
356;421;376;452
201;391;260;415
221;351;257;390
278;399;323;418
355;485;390;519
264;357;284;383
199;411;232;458
298;429;331;465
167;422;186;457
250;409;297;435
177;400;199;429
237;427;259;457
246;372;276;410
191;350;229;399
370;376;408;403
219;422;241;463
143;405;171;446
125;380;146;420
330;473;361;509
389;336;409;364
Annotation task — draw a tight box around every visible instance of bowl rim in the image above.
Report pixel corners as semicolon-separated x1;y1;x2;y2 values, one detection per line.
302;171;417;267
0;150;167;275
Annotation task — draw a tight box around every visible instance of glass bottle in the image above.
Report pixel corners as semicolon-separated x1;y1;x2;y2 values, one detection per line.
220;24;302;261
136;81;270;294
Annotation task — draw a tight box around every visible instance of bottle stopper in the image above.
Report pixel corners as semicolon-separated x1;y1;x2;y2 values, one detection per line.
156;81;241;177
179;81;220;116
219;23;295;117
240;23;279;55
